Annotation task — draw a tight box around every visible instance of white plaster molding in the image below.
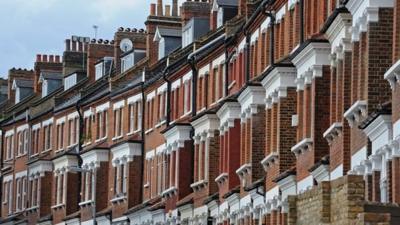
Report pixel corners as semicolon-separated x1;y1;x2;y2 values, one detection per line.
384;59;400;90
292;42;331;91
297;175;313;194
235;163;252;179
111;142;142;166
16;124;29;133
82;149;109;169
5;129;14;137
238;85;265;119
127;93;142;104
277;175;296;206
215;173;228;185
157;82;168;94
346;0;394;42
96;102;110;113
344;100;368;127
261;67;297;109
53;155;79;173
172;79;181;91
216;101;241;133
29;160;53;178
113;100;125;110
326;13;352;61
323;122;343;144
310;164;330;183
191;114;220;138
146;91;156;101
261;152;279;170
291;138;313;157
42;117;54;127
164;125;192;152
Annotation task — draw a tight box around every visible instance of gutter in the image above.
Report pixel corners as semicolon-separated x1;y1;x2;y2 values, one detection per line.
300;0;304;44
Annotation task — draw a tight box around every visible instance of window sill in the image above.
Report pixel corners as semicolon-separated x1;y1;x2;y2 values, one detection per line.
180;111;192;118
145;128;154;135
190;180;208;191
161;186;177;198
155;120;166;128
82;142;91;148
228;81;236;90
51;203;65;210
26;206;39;212
67;144;78;149
42;149;52;154
4;158;13;163
215;173;228;185
95;137;107;143
110;195;127;204
30;153;39;158
16;153;27;159
112;136;124;141
79;200;94;207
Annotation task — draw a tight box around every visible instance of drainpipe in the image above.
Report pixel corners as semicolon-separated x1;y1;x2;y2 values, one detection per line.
162;60;172;127
245;32;251;83
224;43;237;97
75;99;84;206
299;0;304;44
0;127;3;213
264;10;276;65
140;79;146;202
188;57;198;118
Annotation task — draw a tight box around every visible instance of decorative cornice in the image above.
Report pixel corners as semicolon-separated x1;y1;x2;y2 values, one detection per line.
291;138;313;157
343;100;368;127
384;59;400;90
237;85;265;120
323;122;343;144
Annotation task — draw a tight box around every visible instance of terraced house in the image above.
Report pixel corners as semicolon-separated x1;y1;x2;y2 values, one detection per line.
2;0;400;224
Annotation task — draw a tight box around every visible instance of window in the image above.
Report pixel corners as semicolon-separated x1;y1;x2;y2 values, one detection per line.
146;98;155;130
128;101;142;134
31;128;40;156
43;125;52;151
96;111;108;140
121;53;134;73
3;180;13;215
114;108;123;138
68;117;79;146
213;67;220;103
183;80;192;115
55;173;65;205
84;116;92;145
16;177;27;211
57;123;65;150
17;131;26;156
64;73;77;91
217;7;224;28
5;134;14;160
81;170;94;202
30;177;40;208
114;164;127;197
158;38;165;60
157;92;167;124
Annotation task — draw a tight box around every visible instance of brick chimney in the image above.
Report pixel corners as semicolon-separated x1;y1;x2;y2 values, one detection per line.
181;0;211;26
34;54;63;94
146;0;182;66
86;40;114;83
7;68;35;103
63;36;90;76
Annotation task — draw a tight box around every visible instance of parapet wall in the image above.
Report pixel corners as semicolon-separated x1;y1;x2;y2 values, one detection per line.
288;175;398;225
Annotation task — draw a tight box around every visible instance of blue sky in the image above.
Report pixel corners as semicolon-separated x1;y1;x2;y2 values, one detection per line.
0;0;183;78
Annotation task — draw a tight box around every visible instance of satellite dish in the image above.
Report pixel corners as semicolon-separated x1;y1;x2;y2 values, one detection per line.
120;38;133;52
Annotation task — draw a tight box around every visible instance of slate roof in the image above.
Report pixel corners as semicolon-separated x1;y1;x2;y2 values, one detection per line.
216;0;239;7
40;72;63;80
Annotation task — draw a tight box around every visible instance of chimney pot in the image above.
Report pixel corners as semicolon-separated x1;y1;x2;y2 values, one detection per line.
118;27;124;31
55;55;60;63
157;0;163;16
132;28;138;32
150;3;156;16
165;5;171;16
49;55;54;62
172;0;178;16
125;28;131;32
65;39;71;51
43;55;48;62
71;41;77;52
36;54;42;62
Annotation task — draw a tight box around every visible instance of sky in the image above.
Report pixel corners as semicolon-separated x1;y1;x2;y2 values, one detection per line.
0;0;183;78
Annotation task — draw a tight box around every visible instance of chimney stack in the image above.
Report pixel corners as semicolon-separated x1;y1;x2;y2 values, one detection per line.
157;0;163;16
150;3;156;16
165;5;171;16
172;0;178;16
